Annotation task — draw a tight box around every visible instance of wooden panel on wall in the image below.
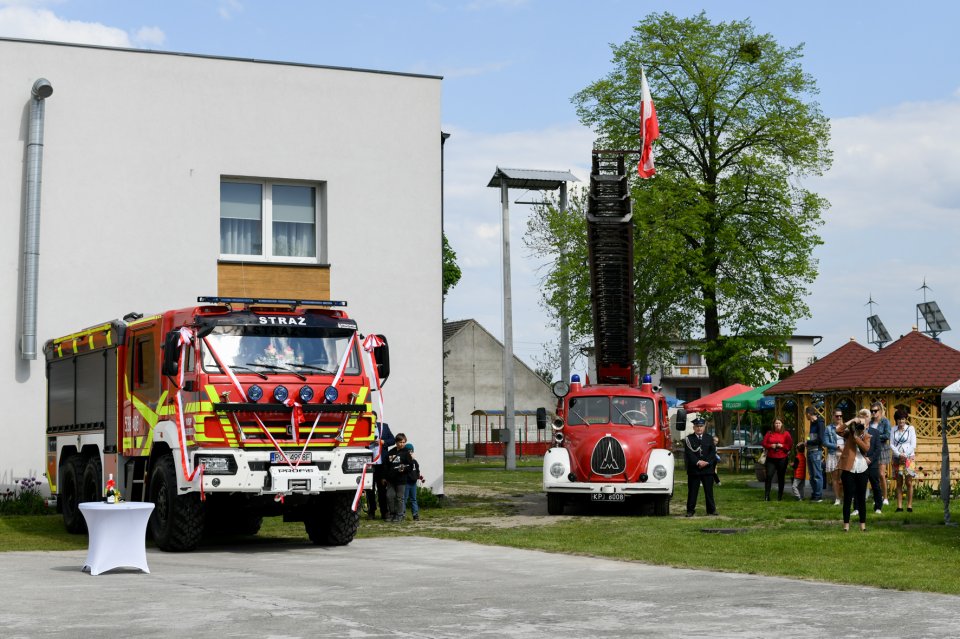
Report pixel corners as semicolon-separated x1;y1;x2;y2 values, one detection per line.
218;262;331;300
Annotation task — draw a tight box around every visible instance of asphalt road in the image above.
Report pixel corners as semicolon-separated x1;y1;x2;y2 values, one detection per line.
1;537;957;638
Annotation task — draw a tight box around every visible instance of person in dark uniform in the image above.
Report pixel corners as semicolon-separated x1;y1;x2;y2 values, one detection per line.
684;417;718;517
365;418;395;520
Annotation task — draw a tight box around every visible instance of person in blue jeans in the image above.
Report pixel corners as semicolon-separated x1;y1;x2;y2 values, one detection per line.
804;406;825;502
402;442;421;521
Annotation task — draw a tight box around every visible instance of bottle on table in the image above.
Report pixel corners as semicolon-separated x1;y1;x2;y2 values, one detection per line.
104;473;119;504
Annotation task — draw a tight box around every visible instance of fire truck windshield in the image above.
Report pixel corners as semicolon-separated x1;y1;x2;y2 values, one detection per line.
568;396;655;427
201;325;360;376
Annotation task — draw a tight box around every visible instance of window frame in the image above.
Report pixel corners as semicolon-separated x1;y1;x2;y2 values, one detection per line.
676;350;702;366
219;178;326;264
771;347;793;365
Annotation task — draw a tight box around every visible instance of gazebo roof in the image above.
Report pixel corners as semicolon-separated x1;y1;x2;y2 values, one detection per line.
825;329;960;391
765;339;873;395
766;330;960;395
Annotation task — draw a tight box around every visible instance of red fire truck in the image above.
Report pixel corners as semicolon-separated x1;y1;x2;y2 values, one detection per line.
541;152;685;515
44;297;388;551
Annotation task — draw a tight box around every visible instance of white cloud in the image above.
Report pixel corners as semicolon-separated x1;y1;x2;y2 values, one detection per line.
219;0;243;20
0;6;131;46
134;26;165;47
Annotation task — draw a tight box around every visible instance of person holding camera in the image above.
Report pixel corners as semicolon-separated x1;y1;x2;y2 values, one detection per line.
761;418;793;501
837;409;872;532
385;433;413;522
890;410;917;512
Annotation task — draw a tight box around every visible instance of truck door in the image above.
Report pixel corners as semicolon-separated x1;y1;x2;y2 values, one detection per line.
123;322;161;455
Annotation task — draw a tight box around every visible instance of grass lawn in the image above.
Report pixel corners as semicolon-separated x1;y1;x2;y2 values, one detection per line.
5;457;960;594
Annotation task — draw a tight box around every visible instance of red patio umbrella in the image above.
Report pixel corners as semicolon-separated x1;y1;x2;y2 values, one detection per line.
682;383;753;413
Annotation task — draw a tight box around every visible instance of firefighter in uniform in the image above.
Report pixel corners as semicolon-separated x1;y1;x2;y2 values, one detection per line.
684;417;718;517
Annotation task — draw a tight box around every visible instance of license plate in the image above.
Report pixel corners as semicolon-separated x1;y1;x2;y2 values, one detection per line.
271;451;311;463
591;493;624;502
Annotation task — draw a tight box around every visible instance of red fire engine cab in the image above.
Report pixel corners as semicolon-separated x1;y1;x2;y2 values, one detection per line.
541;152;686;515
45;297;388;551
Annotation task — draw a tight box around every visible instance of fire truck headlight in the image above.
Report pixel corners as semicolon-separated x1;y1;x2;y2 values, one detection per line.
342;454;372;473
549;462;565;479
323;386;339;403
652;464;667;480
273;385;289;402
248;385;263;402
298;385;314;402
195;455;237;475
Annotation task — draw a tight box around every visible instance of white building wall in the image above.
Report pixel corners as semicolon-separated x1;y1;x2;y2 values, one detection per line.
0;39;443;493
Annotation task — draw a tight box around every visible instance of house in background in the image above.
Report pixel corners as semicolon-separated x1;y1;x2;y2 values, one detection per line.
653;335;822;402
1;38;443;492
443;319;556;453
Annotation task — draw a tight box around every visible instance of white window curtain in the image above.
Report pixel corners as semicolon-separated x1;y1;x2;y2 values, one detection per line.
220;182;263;255
272;185;316;258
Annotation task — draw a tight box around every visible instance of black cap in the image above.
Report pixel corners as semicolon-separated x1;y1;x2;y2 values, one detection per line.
692;417;706;425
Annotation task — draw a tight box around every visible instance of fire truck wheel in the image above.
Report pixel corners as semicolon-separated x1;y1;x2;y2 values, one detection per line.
60;456;87;534
546;493;565;515
654;495;671;517
148;454;205;551
304;492;359;546
81;456;103;504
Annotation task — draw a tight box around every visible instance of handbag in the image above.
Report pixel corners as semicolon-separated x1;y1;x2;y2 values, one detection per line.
758;450;767;465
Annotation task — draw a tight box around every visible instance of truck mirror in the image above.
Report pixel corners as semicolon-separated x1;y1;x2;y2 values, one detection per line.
161;331;181;376
372;334;390;385
674;408;687;431
536;407;547;430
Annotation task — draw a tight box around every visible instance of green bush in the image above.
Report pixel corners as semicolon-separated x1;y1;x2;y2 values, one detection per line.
0;478;51;516
914;482;934;501
417;486;442;509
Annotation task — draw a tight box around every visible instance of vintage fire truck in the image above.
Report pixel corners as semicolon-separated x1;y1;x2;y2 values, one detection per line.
541;152;685;515
44;296;388;551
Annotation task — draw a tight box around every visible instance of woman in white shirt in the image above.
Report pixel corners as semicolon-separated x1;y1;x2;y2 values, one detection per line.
890;410;917;513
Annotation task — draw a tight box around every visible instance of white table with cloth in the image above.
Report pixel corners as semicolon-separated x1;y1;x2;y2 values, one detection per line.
78;501;155;576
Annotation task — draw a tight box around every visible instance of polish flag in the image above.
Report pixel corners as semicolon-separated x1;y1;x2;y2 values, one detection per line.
638;67;659;178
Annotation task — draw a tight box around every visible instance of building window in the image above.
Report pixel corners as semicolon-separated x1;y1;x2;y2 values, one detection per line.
220;180;320;262
676;387;702;403
676;351;702;366
771;347;792;365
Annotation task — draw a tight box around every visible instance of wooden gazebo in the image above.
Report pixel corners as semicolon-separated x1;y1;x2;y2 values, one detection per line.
765;329;960;489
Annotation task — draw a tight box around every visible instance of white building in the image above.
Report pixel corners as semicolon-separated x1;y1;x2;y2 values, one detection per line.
1;38;444;493
443;319;556;451
654;335;821;402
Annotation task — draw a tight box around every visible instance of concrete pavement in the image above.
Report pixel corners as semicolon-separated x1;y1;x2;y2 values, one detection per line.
1;537;957;638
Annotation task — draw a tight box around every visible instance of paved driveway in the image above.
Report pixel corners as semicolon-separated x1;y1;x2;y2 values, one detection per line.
1;537;957;638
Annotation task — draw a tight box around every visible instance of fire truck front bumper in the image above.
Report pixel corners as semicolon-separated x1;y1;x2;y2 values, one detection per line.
189;448;373;495
542;447;674;496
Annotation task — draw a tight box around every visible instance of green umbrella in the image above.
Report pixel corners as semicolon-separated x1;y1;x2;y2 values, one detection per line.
721;381;778;411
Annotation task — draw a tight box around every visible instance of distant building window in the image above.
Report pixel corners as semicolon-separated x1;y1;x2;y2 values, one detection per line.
676;351;702;366
771;347;792;365
676;387;702;403
220;180;321;262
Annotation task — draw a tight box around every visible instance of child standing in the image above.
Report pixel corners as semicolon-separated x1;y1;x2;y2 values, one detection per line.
792;443;807;500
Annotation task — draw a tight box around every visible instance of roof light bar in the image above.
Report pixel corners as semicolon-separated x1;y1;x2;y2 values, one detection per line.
197;296;347;308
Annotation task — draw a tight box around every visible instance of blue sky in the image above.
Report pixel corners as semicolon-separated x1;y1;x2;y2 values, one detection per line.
4;0;960;374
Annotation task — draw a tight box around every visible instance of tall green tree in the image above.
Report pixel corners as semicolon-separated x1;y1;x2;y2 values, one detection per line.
526;188;695;377
571;11;831;389
442;233;462;299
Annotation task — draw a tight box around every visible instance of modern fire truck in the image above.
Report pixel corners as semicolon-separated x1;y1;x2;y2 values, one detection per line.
541;152;685;515
44;297;388;551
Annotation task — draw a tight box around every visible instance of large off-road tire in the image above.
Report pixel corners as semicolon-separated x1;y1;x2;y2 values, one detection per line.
654;495;671;517
304;492;359;546
546;493;565;515
81;455;103;504
148;454;204;551
60;456;87;534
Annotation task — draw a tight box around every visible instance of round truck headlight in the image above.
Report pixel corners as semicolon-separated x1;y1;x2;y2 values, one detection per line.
652;464;667;480
273;385;289;402
247;385;263;402
549;462;565;478
299;385;314;402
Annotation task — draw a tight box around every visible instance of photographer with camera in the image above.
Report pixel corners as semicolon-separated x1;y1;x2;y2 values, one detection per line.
837;409;873;532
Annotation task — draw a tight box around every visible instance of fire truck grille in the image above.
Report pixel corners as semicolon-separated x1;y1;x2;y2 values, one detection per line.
591;436;626;476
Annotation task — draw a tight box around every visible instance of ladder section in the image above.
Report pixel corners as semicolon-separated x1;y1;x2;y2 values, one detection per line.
587;152;635;385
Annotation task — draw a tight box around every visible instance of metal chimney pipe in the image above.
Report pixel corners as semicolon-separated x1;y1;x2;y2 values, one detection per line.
21;78;53;360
